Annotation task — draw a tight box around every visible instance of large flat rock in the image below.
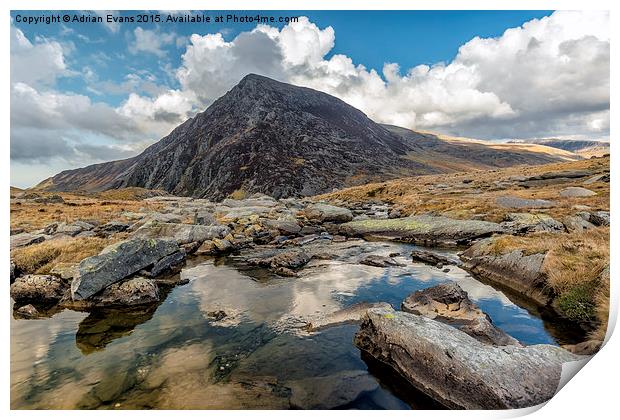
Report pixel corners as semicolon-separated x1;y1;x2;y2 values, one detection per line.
340;215;503;244
355;307;580;409
304;203;353;223
10;232;46;249
71;238;179;300
496;196;556;209
132;221;229;245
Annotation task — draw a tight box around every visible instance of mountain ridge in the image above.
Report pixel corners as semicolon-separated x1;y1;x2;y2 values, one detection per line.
36;74;579;200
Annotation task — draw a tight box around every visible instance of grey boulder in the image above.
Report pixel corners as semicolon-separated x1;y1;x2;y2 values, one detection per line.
304;203;353;223
563;215;596;233
495;196;556;209
340;215;503;245
11;275;67;304
401;282;519;346
71;238;179;300
132;221;229;245
10;232;45;249
460;239;550;306
262;219;301;235
559;187;596;198
91;277;160;307
590;211;610;226
142;250;187;277
411;249;460;266
500;213;565;234
355;307;580;409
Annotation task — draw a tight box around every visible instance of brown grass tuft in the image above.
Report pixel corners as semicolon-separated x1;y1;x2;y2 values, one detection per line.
11;235;124;275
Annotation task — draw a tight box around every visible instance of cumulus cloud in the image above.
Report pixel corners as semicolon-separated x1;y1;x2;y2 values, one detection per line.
10;29;169;169
10;26;69;87
129;27;177;57
10;11;610;186
129;12;608;141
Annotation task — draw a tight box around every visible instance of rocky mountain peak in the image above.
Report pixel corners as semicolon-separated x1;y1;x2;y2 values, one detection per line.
37;74;576;201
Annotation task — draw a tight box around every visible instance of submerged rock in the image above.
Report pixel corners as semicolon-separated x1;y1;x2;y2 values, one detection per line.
71;238;179;300
410;249;460;266
305;302;392;331
355;307;580;409
288;370;378;409
340;215;503;244
401;282;519;346
207;310;228;321
304;203;353;223
248;249;311;271
10;275;67;304
359;254;404;268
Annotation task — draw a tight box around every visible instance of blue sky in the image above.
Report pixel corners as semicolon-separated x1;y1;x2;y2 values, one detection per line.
10;10;609;187
12;10;553;106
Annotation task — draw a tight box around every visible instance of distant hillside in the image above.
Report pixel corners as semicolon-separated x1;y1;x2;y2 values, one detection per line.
383;125;580;173
508;138;609;158
36;74;579;200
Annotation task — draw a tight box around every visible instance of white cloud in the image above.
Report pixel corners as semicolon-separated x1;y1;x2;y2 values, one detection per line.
129;11;608;141
10;26;68;87
129;27;176;57
10;11;610;186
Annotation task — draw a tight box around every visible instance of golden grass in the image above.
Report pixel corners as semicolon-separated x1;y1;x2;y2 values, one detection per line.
11;235;125;275
229;188;248;200
479;228;609;329
95;187;168;201
10;193;162;231
319;156;609;223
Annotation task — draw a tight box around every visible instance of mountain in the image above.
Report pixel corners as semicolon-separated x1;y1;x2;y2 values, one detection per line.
36;74;579;200
508;138;609;158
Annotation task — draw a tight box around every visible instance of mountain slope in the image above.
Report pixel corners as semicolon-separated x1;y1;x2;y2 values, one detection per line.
508;138;609;158
37;74;579;200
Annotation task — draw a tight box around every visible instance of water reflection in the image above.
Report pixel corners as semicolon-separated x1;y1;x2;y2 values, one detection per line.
76;306;160;355
11;242;576;409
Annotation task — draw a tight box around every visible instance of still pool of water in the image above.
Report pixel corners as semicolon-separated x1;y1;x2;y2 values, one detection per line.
10;243;580;409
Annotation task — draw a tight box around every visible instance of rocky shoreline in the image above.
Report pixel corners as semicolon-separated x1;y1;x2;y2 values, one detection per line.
10;166;609;408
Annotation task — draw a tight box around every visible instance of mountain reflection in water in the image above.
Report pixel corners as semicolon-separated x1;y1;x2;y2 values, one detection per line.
11;243;578;409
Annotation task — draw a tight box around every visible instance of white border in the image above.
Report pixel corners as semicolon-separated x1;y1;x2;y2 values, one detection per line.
2;1;617;419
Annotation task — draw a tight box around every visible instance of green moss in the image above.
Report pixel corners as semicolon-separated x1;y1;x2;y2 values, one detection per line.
556;282;598;323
